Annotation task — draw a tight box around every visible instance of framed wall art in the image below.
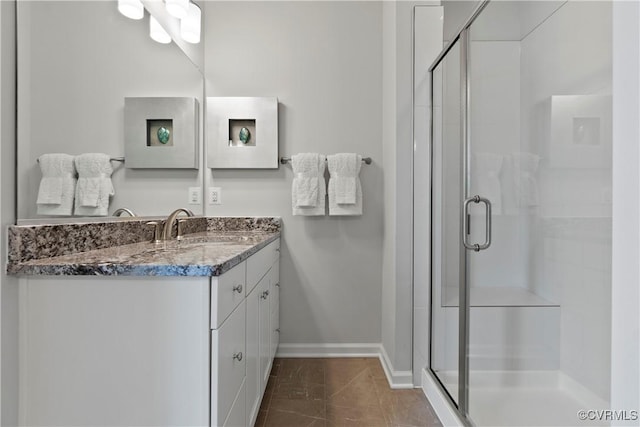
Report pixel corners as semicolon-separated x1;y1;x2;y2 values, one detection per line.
207;97;278;169
124;97;199;169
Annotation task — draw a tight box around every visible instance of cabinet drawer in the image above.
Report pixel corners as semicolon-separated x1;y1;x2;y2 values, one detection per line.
212;301;246;426
211;261;246;329
246;239;280;293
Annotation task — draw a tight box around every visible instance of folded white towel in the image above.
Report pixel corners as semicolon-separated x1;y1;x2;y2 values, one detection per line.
328;153;362;216
328;153;358;204
292;154;326;216
74;153;115;216
292;153;320;207
36;154;77;216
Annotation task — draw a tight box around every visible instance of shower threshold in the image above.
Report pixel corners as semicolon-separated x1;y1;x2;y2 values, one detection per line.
436;370;609;427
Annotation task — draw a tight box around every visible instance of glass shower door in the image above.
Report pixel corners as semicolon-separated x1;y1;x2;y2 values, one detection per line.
429;1;612;426
429;39;463;407
464;1;612;426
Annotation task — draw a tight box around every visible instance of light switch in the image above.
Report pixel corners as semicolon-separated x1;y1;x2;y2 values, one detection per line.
188;187;201;205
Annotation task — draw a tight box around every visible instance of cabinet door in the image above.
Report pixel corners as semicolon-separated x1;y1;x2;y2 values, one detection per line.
259;273;271;394
223;378;246;427
21;277;210;427
245;278;262;427
270;260;280;360
211;301;246;427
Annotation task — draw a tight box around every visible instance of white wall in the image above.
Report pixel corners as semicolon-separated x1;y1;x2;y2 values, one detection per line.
382;0;439;385
17;1;204;219
382;0;398;368
611;0;640;420
0;1;19;425
203;1;384;346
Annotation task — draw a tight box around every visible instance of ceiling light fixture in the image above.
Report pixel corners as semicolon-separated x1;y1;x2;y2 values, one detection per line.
180;2;201;44
117;0;144;20
165;0;189;19
150;15;172;44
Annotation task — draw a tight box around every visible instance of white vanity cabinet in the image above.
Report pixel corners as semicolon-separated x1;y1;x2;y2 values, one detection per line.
244;239;280;427
19;276;212;427
211;238;280;427
19;237;280;427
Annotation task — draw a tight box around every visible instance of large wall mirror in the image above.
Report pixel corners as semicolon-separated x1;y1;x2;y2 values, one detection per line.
16;0;205;223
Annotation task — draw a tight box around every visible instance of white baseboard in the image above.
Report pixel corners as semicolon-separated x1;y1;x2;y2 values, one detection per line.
275;343;415;389
422;368;464;427
379;345;414;389
275;343;381;358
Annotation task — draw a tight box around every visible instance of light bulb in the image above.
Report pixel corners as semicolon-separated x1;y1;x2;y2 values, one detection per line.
150;16;172;44
180;2;201;44
165;0;189;19
118;0;144;20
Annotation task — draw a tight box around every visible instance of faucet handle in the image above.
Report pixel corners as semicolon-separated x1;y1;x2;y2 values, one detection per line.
146;221;163;243
177;218;189;241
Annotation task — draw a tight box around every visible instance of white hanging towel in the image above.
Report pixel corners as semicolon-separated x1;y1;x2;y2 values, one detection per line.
327;153;362;216
36;153;77;216
74;153;115;216
292;153;326;216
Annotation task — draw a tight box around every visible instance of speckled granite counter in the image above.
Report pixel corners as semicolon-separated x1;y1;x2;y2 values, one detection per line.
7;217;281;276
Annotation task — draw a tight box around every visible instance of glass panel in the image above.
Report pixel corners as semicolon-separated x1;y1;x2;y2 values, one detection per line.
430;39;463;405
466;1;612;426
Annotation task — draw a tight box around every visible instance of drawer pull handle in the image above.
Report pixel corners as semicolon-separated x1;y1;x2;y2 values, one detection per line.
233;284;243;294
261;291;268;300
275;283;280;287
233;352;243;362
276;328;280;333
275;248;280;252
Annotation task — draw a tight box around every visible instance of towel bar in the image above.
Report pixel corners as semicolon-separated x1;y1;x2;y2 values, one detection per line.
37;157;125;163
280;156;372;165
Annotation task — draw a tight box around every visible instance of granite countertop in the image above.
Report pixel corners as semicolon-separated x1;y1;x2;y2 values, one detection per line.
9;229;280;277
7;219;280;276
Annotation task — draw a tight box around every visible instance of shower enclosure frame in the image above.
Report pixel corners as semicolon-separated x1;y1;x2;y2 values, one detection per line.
426;1;492;424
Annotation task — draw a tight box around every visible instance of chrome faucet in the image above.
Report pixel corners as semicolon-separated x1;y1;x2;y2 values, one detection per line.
162;208;194;240
112;207;137;217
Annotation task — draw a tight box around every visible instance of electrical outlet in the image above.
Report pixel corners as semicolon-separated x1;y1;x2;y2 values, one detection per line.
209;187;222;205
188;187;201;205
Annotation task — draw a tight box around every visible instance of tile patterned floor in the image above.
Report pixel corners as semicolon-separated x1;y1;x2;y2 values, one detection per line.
256;358;443;427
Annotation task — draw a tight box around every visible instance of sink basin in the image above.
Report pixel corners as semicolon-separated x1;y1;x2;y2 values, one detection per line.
149;234;252;253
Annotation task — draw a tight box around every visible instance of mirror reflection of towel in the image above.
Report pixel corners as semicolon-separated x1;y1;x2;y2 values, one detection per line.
512;152;540;207
36;153;77;216
472;153;503;215
74;153;115;217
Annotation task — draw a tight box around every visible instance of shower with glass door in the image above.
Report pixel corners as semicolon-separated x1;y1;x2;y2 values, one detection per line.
429;1;612;425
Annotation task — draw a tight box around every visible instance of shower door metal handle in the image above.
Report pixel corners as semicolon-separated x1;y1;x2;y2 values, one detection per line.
463;195;492;252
